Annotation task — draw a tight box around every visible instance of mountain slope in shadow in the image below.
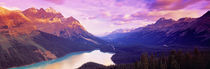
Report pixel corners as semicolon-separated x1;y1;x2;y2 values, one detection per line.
104;11;210;47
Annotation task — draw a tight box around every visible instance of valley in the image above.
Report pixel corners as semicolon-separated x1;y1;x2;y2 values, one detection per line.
0;1;209;69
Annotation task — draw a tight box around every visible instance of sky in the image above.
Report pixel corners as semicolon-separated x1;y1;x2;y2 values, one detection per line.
0;0;209;36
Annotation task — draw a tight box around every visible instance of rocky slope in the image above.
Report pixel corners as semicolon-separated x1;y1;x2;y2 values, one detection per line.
0;7;112;69
22;7;113;51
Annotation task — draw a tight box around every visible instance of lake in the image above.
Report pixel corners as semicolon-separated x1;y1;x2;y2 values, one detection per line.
10;50;115;69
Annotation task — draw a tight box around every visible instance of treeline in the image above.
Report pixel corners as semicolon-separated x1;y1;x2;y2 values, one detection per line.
79;48;210;69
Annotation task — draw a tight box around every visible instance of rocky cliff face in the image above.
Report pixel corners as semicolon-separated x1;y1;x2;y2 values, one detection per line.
0;7;112;69
22;7;107;45
105;11;210;46
22;7;86;38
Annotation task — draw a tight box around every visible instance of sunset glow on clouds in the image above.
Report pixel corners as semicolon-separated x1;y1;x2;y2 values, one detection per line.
0;0;209;36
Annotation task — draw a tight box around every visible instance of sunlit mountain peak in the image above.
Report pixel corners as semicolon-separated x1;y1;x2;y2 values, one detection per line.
45;7;59;14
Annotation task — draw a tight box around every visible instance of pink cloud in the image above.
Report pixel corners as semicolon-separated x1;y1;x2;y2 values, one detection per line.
131;10;203;21
204;5;210;9
202;1;210;9
44;0;65;5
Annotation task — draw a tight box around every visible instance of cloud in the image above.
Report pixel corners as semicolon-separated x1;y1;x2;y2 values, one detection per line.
44;0;65;5
102;11;112;17
1;6;20;10
0;2;5;5
147;0;203;10
202;1;210;9
113;19;152;25
204;5;210;9
131;9;202;21
110;9;203;26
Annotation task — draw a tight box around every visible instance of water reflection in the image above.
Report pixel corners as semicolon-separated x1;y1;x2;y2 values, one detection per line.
12;50;114;69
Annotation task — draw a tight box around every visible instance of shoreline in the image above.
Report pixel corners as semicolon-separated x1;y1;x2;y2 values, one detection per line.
10;49;115;69
9;50;93;69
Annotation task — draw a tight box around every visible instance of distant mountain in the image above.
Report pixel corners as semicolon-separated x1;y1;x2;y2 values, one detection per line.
0;7;113;68
104;11;210;46
103;29;133;40
111;29;132;34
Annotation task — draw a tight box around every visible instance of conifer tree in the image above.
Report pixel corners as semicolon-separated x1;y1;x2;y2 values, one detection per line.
140;53;149;69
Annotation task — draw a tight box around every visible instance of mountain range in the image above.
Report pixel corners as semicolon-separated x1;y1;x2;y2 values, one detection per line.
104;11;210;47
0;7;113;69
102;11;210;64
0;6;209;68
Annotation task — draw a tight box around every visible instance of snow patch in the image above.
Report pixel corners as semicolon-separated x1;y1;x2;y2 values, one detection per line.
81;36;99;44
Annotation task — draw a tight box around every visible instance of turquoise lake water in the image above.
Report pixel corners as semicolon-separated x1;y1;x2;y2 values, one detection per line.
10;50;114;69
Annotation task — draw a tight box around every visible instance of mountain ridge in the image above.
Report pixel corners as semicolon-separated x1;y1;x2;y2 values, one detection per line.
104;11;210;46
